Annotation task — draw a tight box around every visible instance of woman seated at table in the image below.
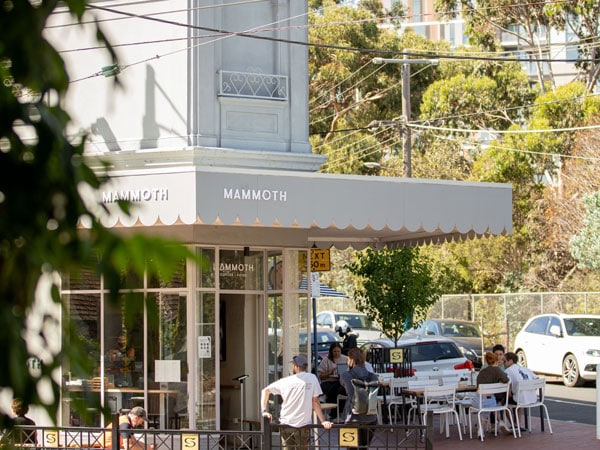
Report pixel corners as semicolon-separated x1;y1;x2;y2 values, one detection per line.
317;342;347;417
472;351;510;432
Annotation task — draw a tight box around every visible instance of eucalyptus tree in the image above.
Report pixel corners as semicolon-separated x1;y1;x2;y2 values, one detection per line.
308;0;445;174
434;0;597;93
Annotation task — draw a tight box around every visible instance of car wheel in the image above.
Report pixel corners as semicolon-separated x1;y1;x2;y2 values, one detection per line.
516;350;527;367
562;354;583;387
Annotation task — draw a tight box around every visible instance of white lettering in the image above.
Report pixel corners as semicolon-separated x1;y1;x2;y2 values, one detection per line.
101;188;170;203
219;263;255;272
223;187;287;202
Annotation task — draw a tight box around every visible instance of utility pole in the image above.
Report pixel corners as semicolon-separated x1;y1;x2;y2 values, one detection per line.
372;55;439;178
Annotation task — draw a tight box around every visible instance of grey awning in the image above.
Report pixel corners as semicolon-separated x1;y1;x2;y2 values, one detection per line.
89;166;512;249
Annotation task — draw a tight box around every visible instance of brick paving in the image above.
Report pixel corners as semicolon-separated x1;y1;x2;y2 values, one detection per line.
431;419;598;450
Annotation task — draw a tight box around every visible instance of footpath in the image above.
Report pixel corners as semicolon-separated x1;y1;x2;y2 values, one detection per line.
432;419;598;450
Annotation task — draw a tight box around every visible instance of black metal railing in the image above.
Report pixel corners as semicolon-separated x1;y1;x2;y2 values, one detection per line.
8;414;431;450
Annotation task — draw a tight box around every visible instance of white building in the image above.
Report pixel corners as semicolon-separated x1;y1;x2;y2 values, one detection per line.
35;0;511;430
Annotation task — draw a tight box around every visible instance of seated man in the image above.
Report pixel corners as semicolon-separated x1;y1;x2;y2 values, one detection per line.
504;352;538;430
104;407;153;450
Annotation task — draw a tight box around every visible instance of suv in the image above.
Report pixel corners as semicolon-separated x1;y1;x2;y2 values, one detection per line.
316;310;385;344
513;313;600;387
401;319;488;368
361;336;472;374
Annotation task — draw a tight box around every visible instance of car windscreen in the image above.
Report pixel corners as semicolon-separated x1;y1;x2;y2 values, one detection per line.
563;318;600;336
336;314;378;330
440;322;481;338
409;342;462;362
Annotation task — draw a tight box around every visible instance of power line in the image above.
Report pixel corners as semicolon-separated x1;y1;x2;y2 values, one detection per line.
409;122;600;135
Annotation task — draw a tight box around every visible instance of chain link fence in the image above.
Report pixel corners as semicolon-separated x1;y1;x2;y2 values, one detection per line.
430;292;600;351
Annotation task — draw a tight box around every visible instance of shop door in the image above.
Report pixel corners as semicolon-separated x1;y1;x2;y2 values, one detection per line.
219;293;262;429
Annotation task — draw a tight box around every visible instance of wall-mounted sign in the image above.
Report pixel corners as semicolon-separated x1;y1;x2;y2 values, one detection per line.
198;336;212;359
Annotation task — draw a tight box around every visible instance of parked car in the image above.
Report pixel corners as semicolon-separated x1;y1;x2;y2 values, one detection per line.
401;319;488;368
316;310;385;344
361;336;473;375
513;313;600;387
299;328;342;360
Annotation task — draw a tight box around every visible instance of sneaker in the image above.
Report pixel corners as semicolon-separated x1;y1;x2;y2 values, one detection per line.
500;423;513;435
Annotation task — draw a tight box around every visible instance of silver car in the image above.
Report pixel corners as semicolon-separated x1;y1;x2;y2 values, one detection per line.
316;310;385;344
361;336;472;375
401;319;488;368
513;313;600;387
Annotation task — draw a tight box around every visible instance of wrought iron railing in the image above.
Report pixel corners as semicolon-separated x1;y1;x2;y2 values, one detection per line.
7;415;431;450
218;70;288;101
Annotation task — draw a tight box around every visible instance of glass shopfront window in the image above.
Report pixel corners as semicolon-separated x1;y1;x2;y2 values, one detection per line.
219;249;264;290
62;246;312;432
195;293;216;430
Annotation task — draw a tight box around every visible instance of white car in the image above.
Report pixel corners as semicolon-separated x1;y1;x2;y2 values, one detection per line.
316;310;385;344
361;336;473;375
513;313;600;387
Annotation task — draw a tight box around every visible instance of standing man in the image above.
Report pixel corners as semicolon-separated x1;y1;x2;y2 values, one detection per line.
261;355;333;449
335;320;358;356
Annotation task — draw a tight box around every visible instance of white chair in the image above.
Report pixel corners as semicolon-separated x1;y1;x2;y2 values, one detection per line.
408;379;440;389
420;384;463;440
386;377;413;424
441;374;461;385
513;377;553;437
406;379;441;424
468;382;517;441
413;370;441;379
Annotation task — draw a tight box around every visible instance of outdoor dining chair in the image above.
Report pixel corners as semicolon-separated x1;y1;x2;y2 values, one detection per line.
468;382;517;441
513;377;553;437
420;384;463;440
386;377;413;424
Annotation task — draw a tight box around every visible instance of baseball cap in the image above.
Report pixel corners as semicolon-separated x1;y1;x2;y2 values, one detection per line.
290;355;308;367
130;406;147;421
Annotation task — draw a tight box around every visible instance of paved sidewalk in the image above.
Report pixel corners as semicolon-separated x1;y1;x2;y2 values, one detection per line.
431;419;598;450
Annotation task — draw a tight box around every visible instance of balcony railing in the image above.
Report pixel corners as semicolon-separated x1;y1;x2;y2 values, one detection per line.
218;70;288;101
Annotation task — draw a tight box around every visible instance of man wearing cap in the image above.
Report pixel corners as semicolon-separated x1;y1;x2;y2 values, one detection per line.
261;355;333;449
104;406;153;450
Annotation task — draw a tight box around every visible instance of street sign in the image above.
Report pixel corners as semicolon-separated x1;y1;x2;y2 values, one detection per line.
310;248;330;271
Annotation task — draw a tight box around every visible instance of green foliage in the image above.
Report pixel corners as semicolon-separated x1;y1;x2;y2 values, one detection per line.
346;247;441;343
309;1;445;173
570;191;600;271
0;0;200;428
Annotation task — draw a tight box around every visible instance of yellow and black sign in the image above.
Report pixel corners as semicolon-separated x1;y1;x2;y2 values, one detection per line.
389;348;404;363
44;431;59;448
339;428;359;447
181;433;199;450
299;248;331;272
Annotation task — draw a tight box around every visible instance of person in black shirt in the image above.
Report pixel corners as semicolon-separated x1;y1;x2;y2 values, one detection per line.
11;398;37;445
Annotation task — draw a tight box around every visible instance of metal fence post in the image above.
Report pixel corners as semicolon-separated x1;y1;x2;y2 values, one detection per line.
425;410;434;450
111;413;119;450
262;416;271;450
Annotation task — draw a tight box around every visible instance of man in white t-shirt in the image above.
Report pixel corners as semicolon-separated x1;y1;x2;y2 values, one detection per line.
261;355;333;449
504;351;538;429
